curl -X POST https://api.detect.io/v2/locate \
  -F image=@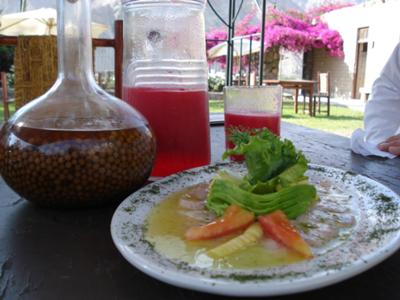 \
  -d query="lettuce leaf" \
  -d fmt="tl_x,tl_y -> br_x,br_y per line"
206,179 -> 317,219
249,154 -> 309,194
206,129 -> 315,217
223,129 -> 306,185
